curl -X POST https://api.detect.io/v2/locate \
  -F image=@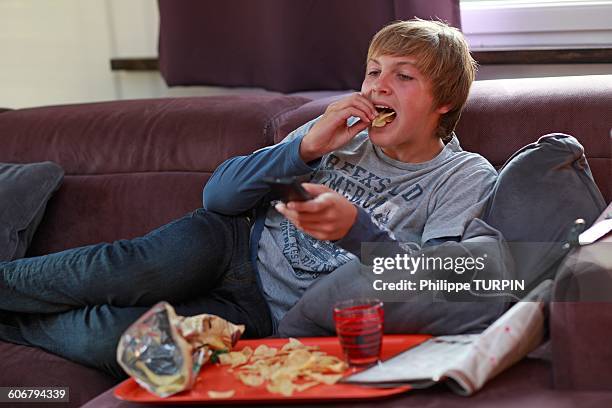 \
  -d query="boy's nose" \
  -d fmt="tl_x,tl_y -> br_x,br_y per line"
372,75 -> 391,95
